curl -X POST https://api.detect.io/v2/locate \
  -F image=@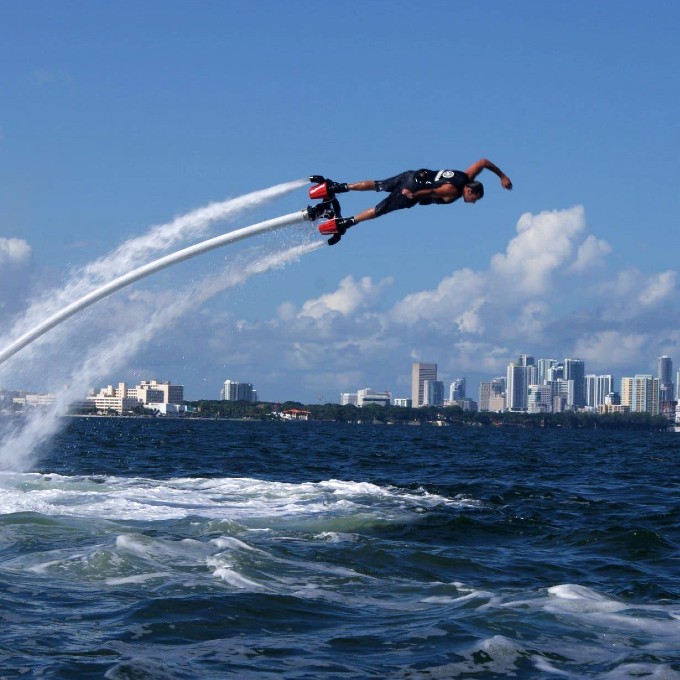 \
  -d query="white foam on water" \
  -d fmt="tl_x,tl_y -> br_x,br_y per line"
0,472 -> 471,523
